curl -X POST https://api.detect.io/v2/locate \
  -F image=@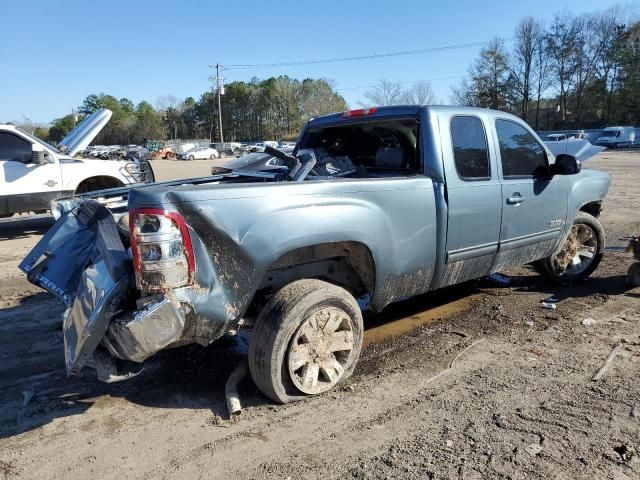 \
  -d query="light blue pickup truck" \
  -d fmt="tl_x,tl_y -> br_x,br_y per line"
21,105 -> 610,403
